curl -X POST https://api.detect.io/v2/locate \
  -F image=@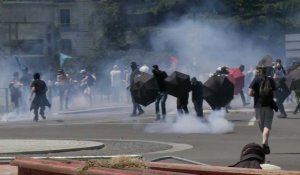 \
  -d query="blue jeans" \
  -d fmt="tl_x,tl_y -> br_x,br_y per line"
155,91 -> 168,119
